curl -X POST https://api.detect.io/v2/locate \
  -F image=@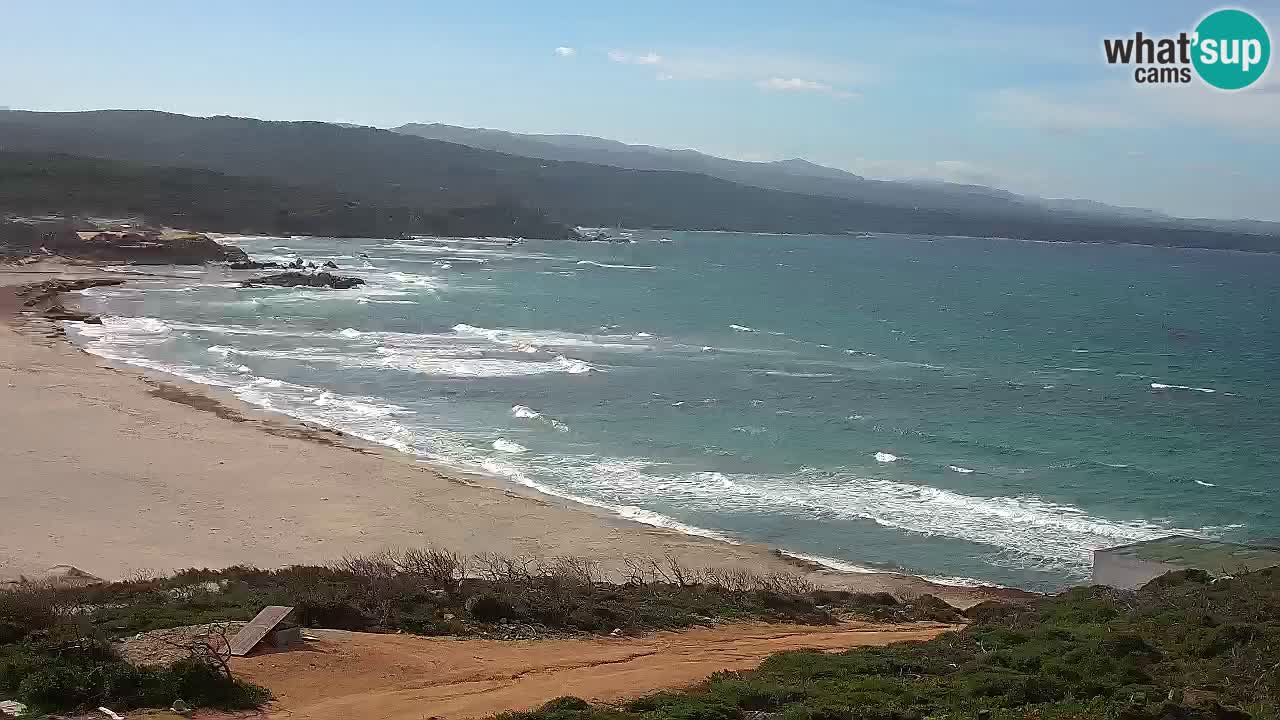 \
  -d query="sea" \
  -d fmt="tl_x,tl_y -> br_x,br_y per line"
65,230 -> 1280,591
